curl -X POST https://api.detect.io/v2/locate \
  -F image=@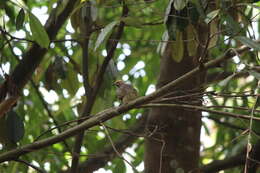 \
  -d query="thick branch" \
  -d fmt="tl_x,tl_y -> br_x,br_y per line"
70,3 -> 129,172
76,114 -> 147,173
9,0 -> 76,93
0,43 -> 252,163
